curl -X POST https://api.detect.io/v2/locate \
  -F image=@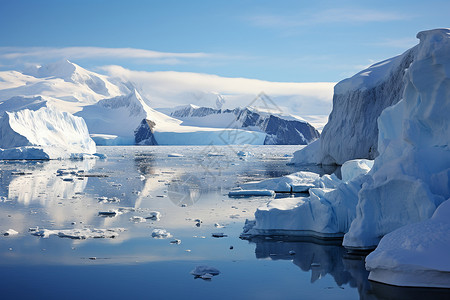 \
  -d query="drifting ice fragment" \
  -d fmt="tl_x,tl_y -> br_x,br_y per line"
151,229 -> 172,239
191,265 -> 220,280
